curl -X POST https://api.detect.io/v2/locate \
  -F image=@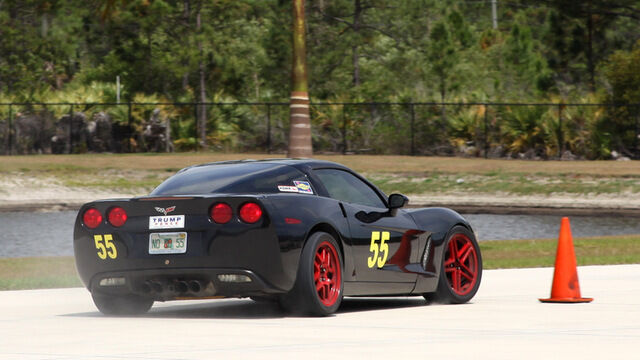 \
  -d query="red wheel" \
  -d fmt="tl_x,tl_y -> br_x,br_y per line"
314,241 -> 342,307
425,225 -> 482,304
280,232 -> 344,316
444,233 -> 480,296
